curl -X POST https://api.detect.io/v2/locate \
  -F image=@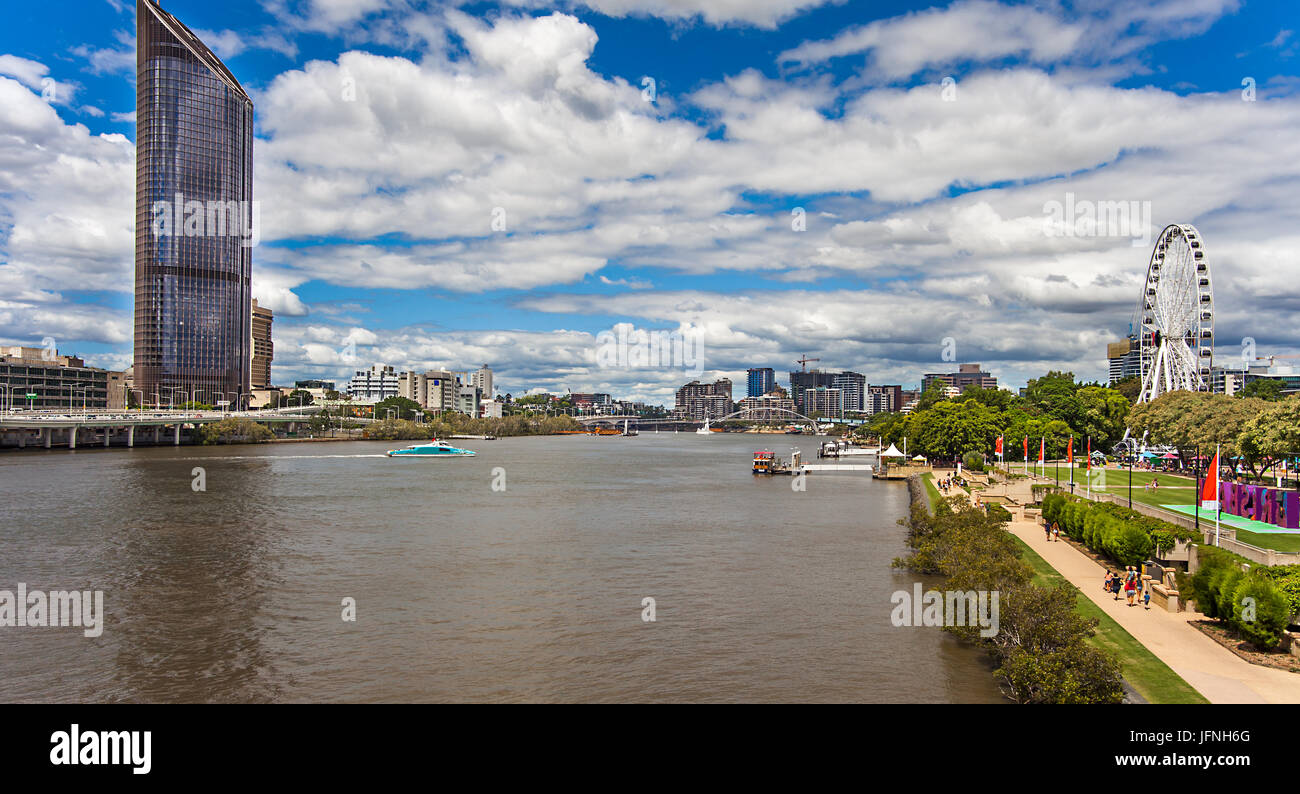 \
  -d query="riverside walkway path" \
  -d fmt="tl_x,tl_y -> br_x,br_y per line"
939,470 -> 1300,704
